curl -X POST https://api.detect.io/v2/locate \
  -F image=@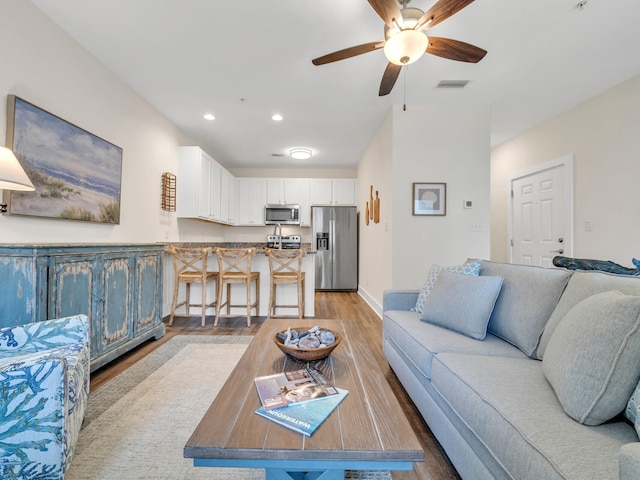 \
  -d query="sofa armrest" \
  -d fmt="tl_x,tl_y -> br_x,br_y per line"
619,442 -> 640,479
383,289 -> 420,313
0,314 -> 89,360
0,353 -> 67,477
